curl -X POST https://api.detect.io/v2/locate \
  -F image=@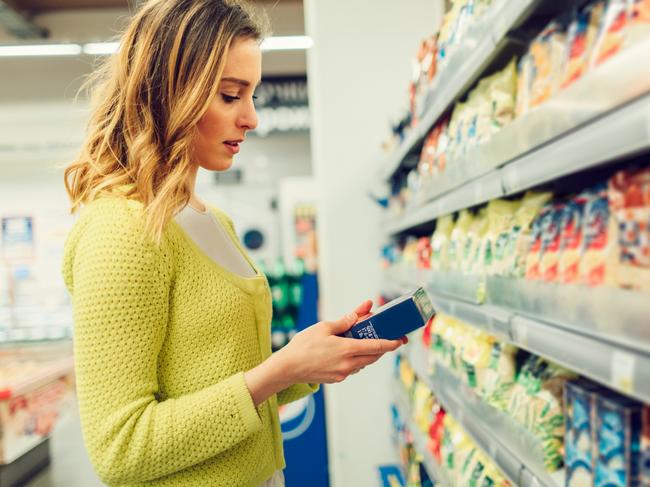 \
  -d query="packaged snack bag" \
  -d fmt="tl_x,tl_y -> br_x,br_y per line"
482,199 -> 521,276
464,208 -> 489,275
530,21 -> 568,107
525,204 -> 552,280
449,209 -> 474,272
506,191 -> 553,278
413,379 -> 435,433
558,192 -> 589,284
435,117 -> 451,173
431,214 -> 455,272
460,327 -> 494,390
608,167 -> 650,291
417,236 -> 432,270
590,0 -> 629,67
579,184 -> 619,287
508,356 -> 578,471
428,406 -> 446,462
594,392 -> 643,487
467,79 -> 493,148
539,203 -> 566,282
489,57 -> 518,135
563,3 -> 606,88
481,341 -> 518,406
